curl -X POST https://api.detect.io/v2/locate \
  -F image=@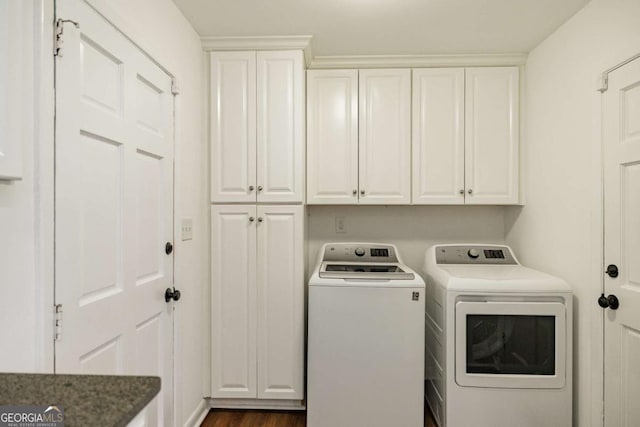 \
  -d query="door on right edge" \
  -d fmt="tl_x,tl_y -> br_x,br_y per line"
603,56 -> 640,427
